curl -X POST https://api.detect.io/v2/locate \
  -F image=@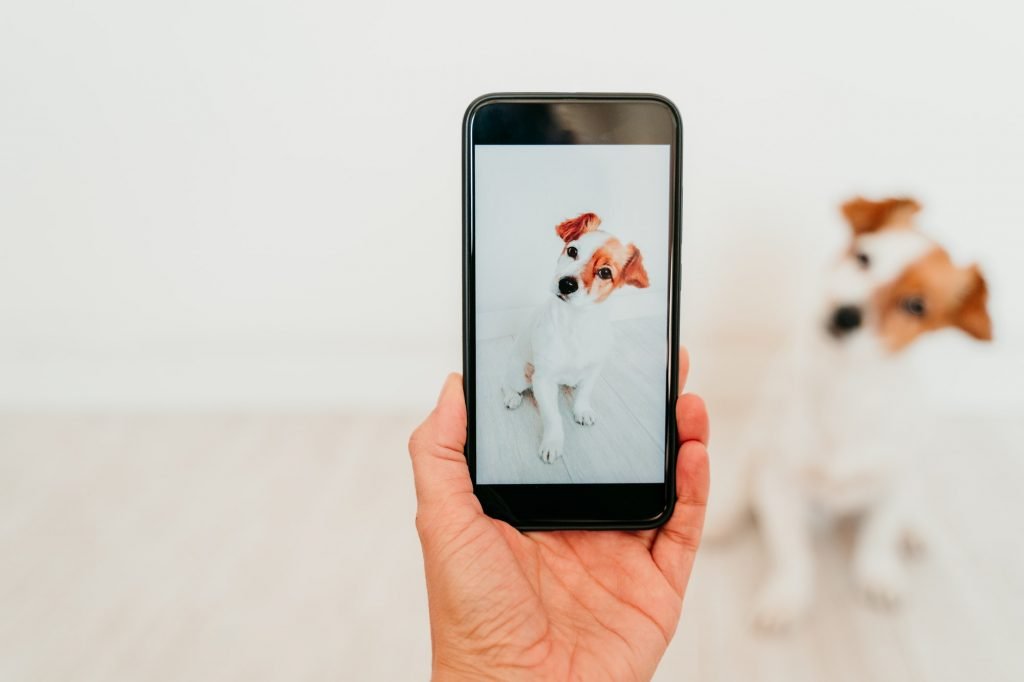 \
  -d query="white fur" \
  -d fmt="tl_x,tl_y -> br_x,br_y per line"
501,230 -> 619,462
549,231 -> 613,307
712,228 -> 939,629
825,229 -> 934,310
